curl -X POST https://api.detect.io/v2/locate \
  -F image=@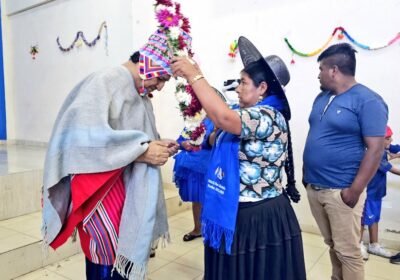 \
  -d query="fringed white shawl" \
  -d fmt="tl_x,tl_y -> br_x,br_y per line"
42,66 -> 169,279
